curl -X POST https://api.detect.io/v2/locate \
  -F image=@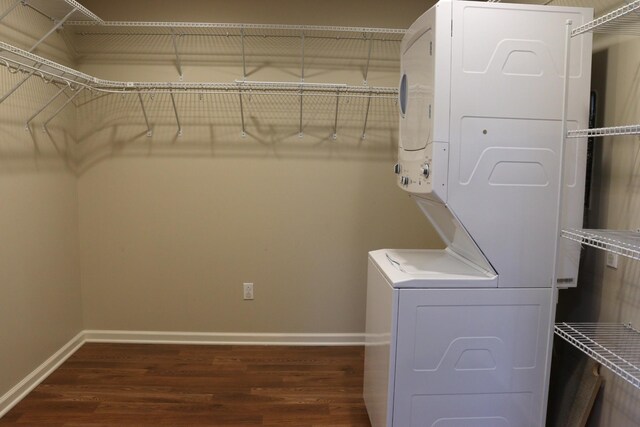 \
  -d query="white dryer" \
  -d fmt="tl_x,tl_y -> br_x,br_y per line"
364,1 -> 593,426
